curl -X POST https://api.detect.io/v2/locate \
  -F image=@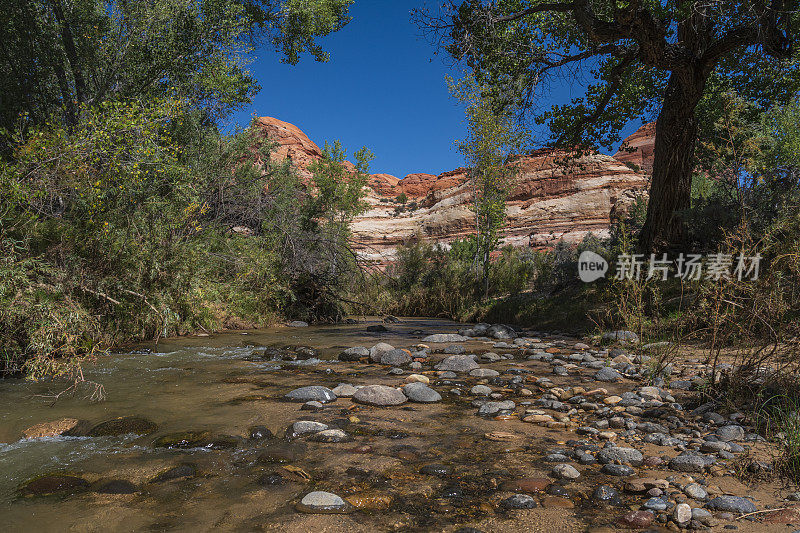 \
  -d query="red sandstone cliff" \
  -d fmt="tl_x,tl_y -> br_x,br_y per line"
253,116 -> 652,263
613,122 -> 656,173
